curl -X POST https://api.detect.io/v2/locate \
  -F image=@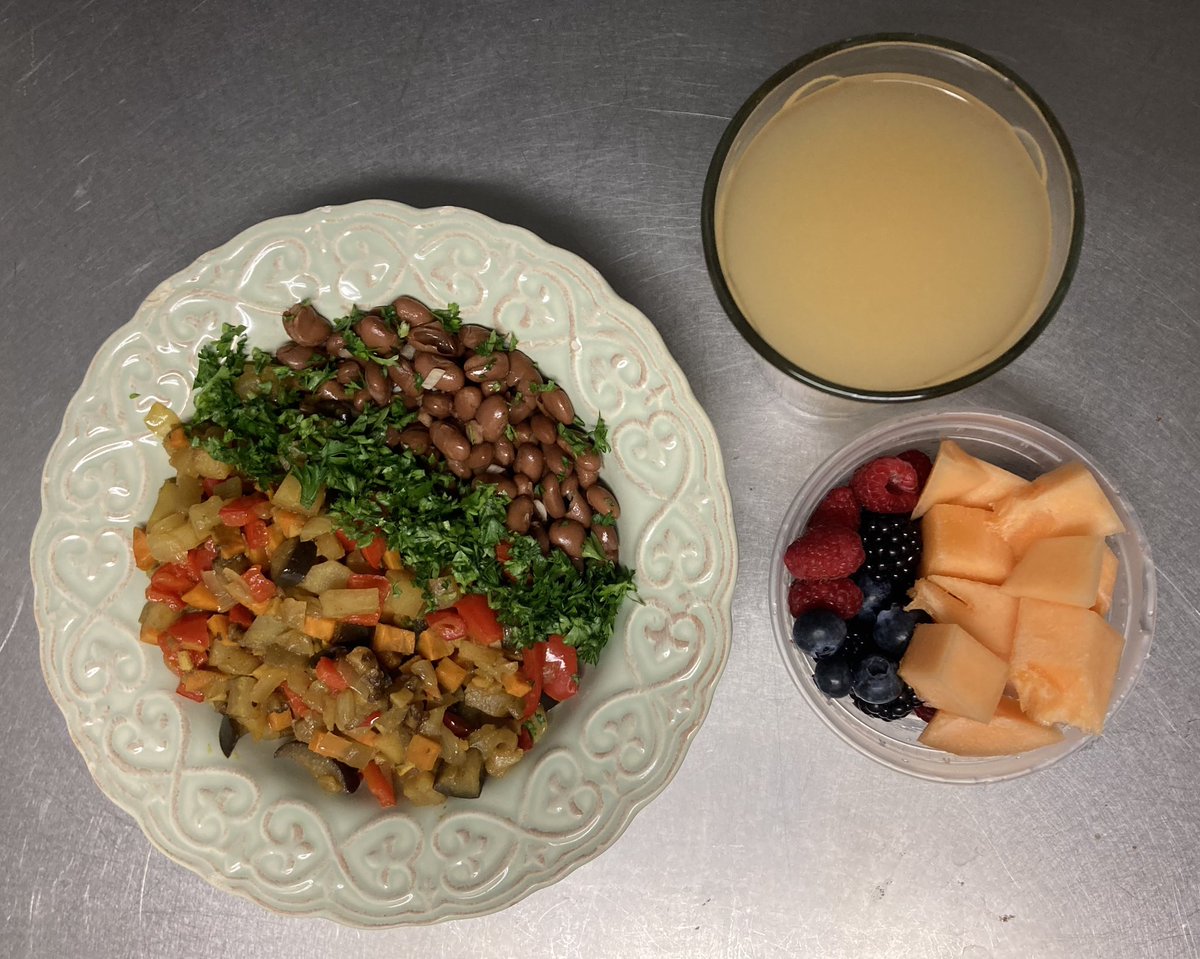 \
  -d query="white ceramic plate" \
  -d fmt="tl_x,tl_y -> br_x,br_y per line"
32,200 -> 736,925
